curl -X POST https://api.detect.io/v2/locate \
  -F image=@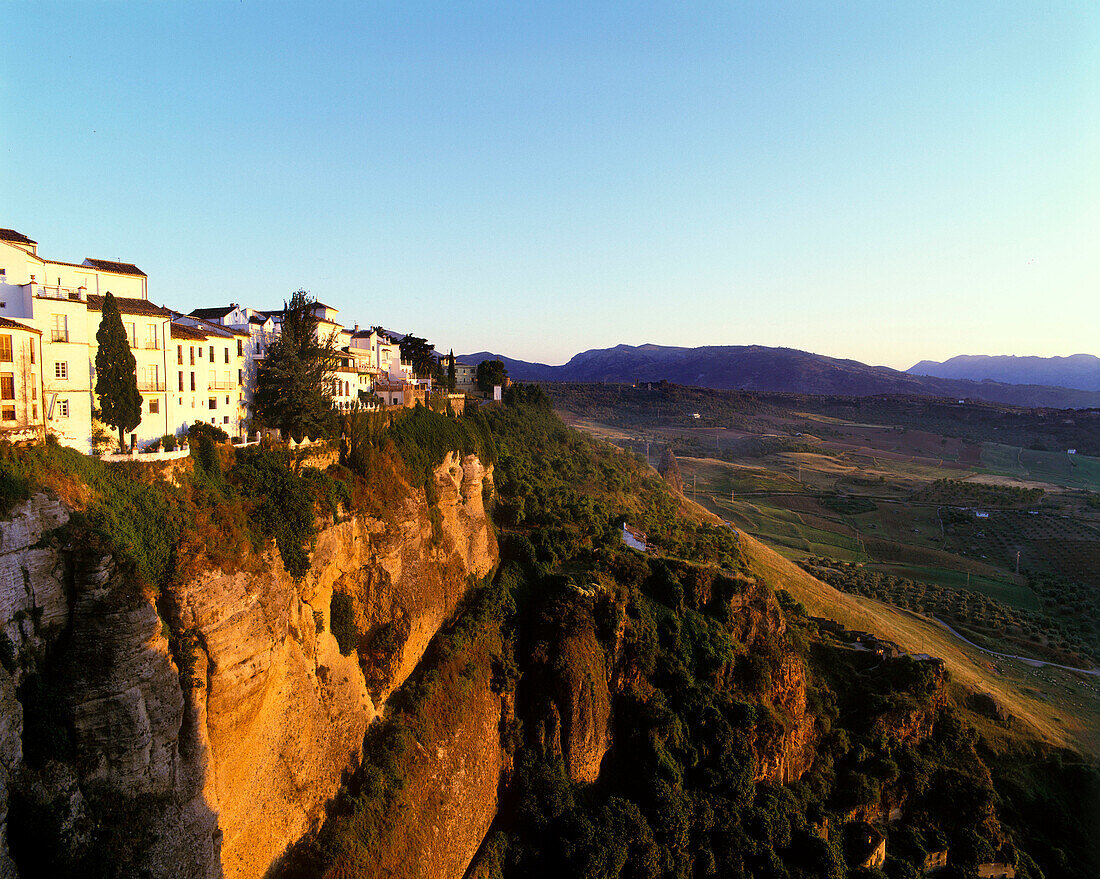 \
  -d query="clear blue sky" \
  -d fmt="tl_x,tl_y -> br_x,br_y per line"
3,1 -> 1097,368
